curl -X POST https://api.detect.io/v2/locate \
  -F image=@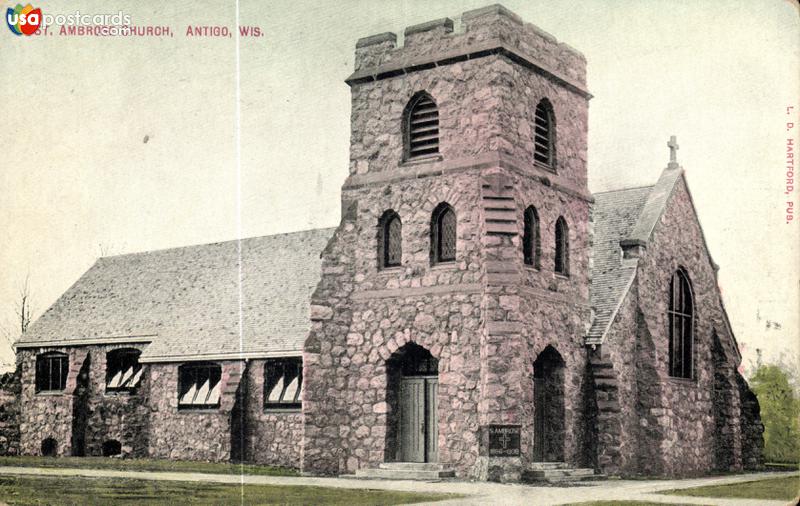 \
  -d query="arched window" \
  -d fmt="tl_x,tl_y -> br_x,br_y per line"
35,352 -> 68,392
534,99 -> 555,168
106,348 -> 143,391
523,206 -> 541,268
431,203 -> 456,264
404,92 -> 439,160
378,210 -> 402,268
668,269 -> 694,379
554,217 -> 569,275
